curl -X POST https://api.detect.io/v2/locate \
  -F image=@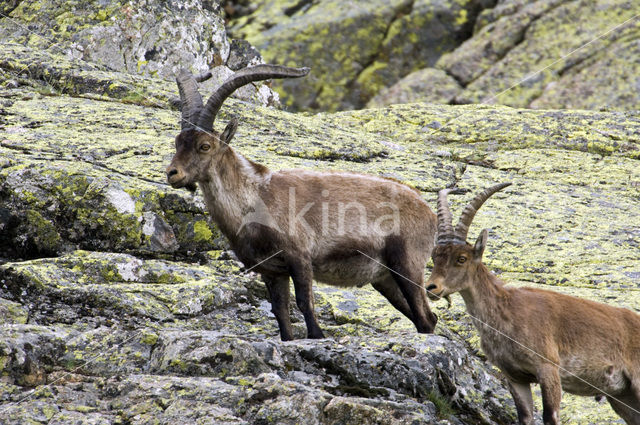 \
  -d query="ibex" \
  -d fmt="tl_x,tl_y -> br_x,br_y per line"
165,64 -> 439,341
426,183 -> 640,425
